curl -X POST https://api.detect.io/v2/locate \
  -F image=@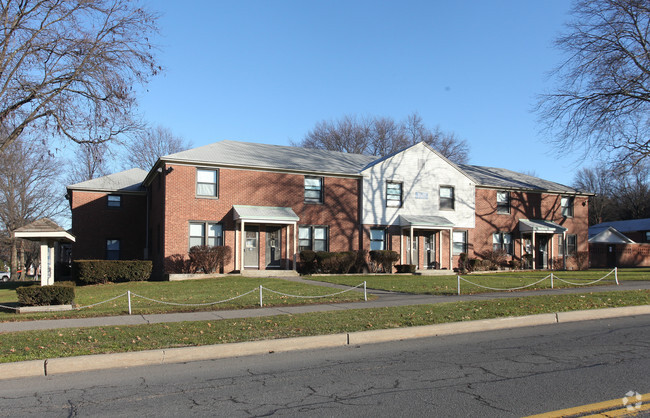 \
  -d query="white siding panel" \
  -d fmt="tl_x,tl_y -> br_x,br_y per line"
361,143 -> 475,228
